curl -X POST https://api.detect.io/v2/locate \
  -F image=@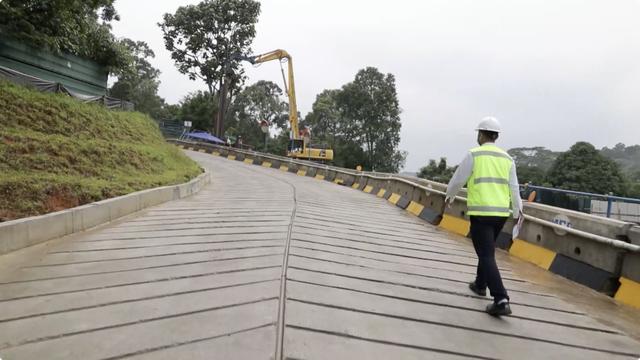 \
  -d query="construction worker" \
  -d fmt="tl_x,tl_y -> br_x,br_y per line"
445,116 -> 523,316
